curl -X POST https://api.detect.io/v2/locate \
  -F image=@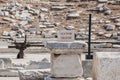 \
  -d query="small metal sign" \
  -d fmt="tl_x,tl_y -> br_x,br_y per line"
57,30 -> 74,42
